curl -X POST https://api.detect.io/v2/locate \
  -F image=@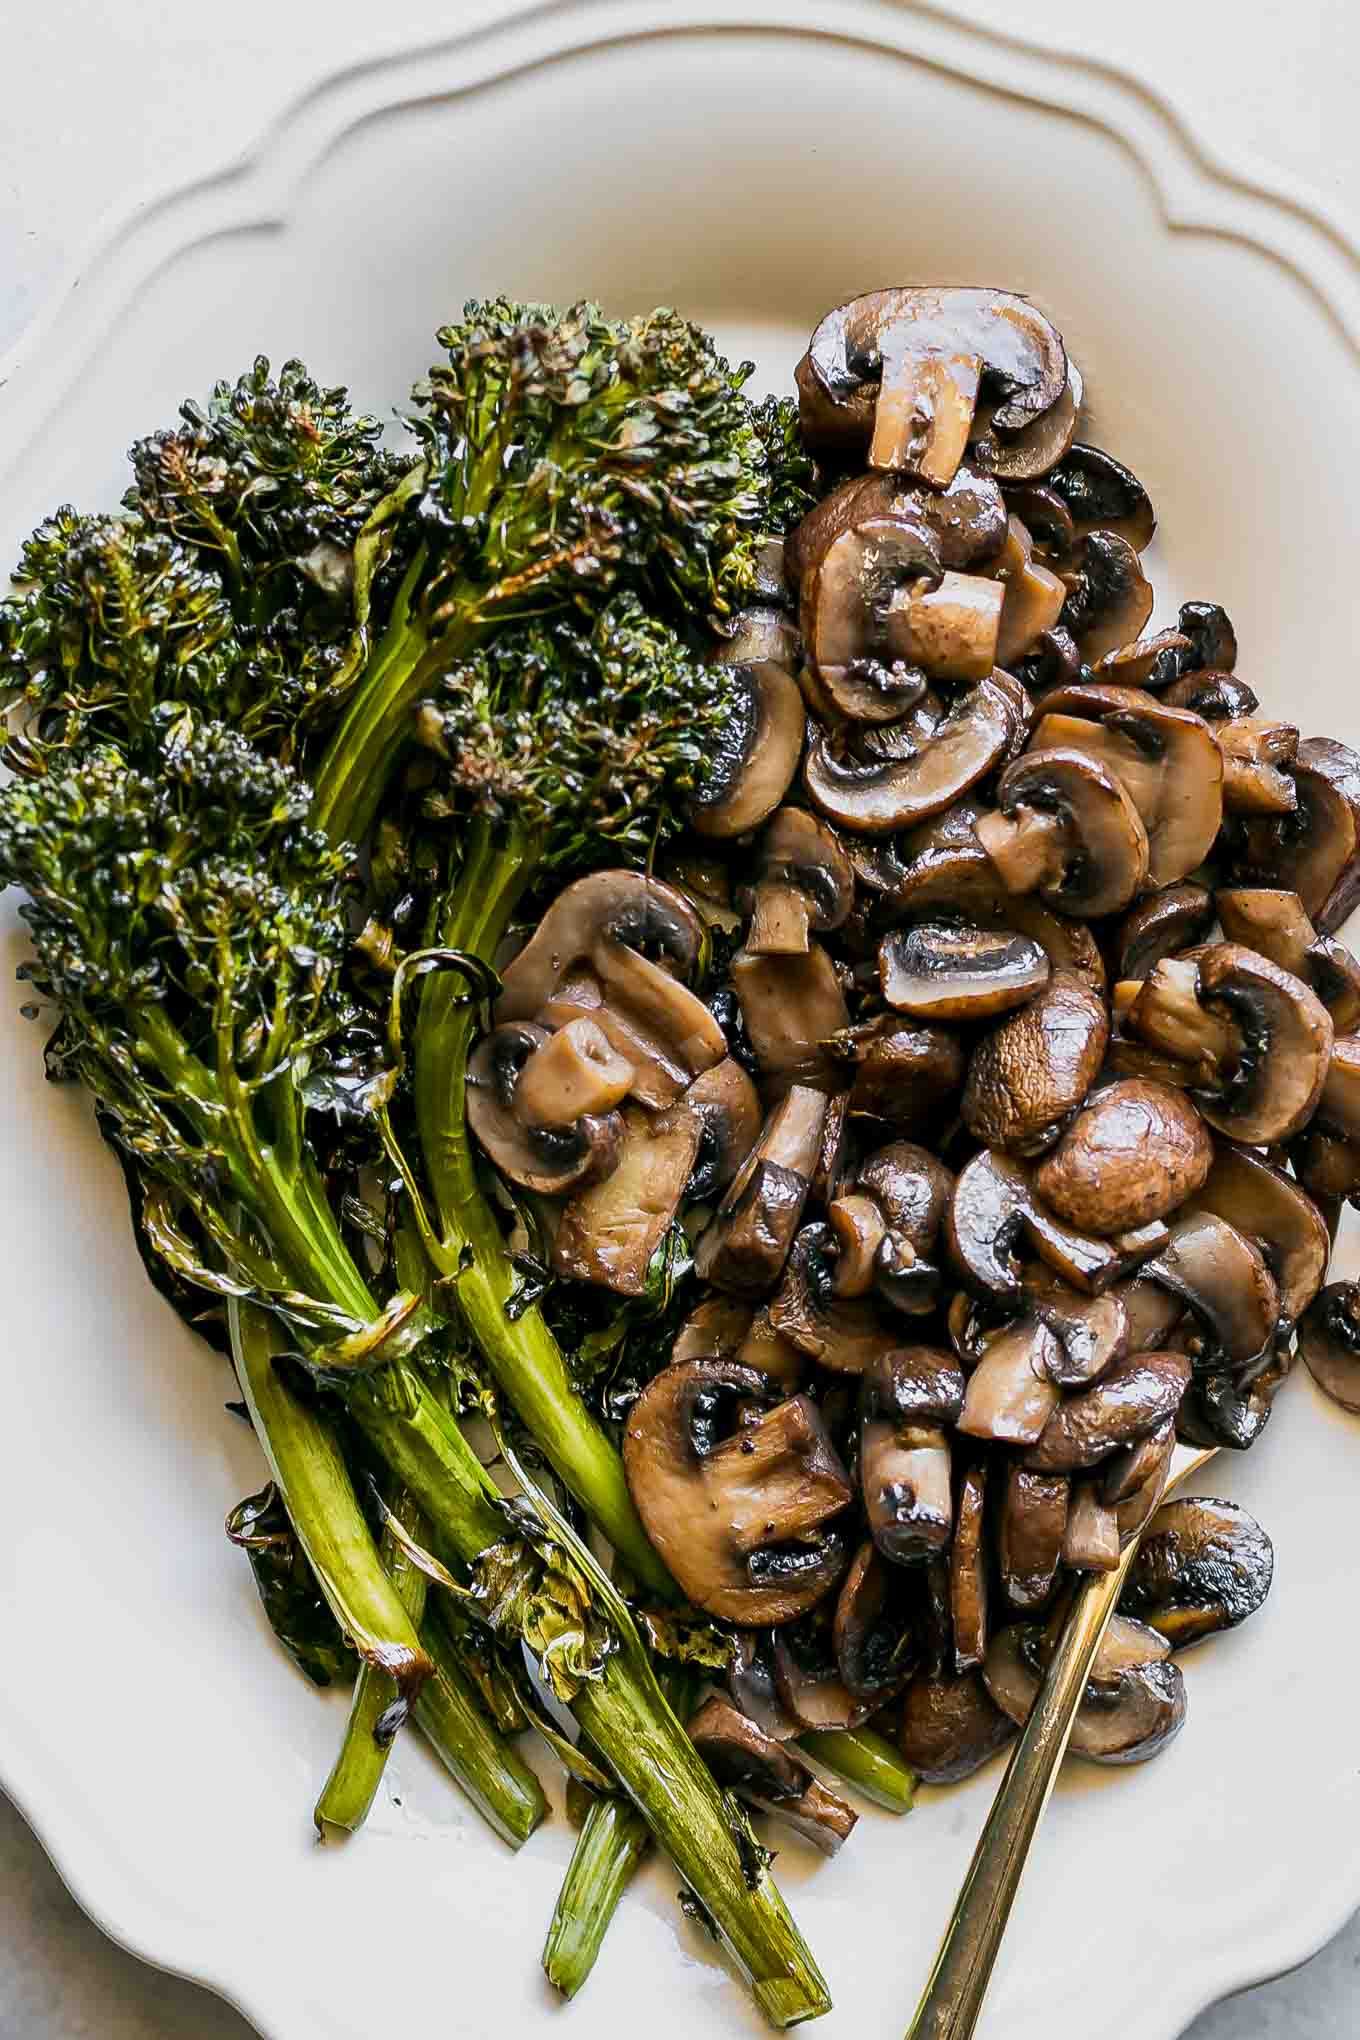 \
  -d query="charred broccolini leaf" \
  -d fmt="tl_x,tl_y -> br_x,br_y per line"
227,1480 -> 355,1688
